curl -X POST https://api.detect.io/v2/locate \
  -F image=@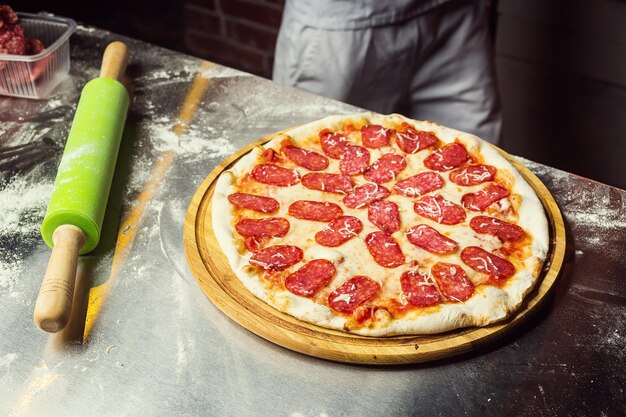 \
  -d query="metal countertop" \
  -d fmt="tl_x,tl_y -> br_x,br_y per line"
0,26 -> 624,417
